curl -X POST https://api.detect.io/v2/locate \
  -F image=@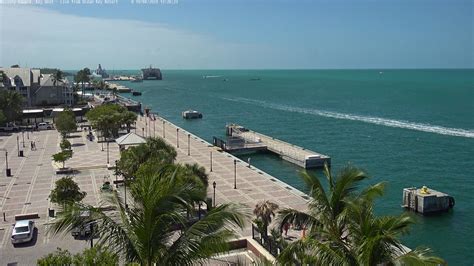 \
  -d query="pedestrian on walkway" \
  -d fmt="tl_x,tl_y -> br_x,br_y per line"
33,141 -> 36,150
30,141 -> 34,151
